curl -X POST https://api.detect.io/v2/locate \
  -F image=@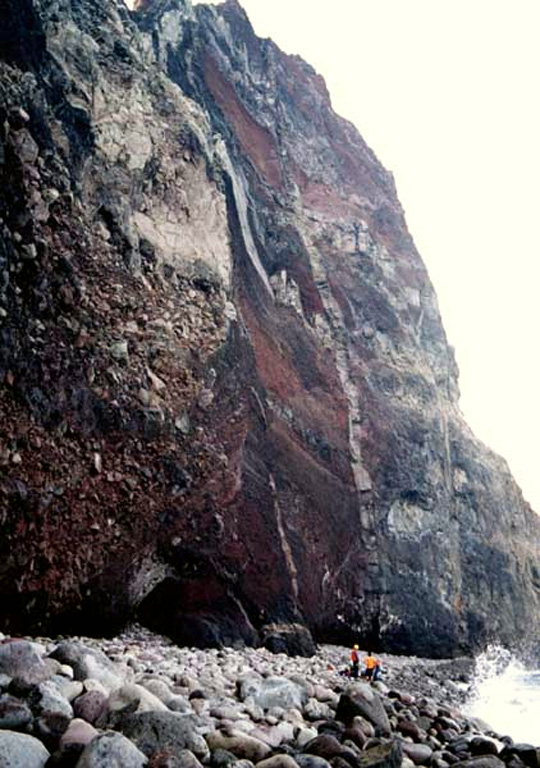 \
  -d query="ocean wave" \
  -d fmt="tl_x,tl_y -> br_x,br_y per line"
466,644 -> 540,743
